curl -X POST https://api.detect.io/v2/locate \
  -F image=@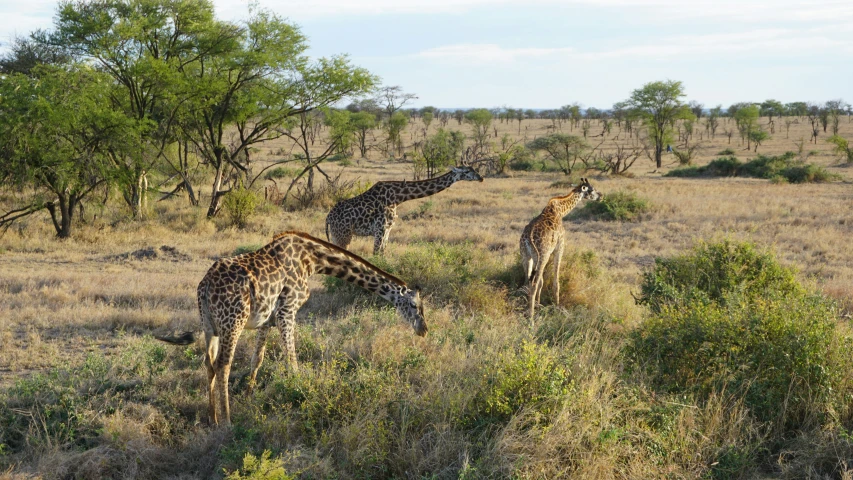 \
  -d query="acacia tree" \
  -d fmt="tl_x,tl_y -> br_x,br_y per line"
465,109 -> 493,150
735,105 -> 760,149
0,35 -> 70,75
0,66 -> 138,237
708,105 -> 723,138
178,11 -> 375,217
52,0 -> 219,217
418,129 -> 466,179
527,134 -> 589,175
623,80 -> 694,168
